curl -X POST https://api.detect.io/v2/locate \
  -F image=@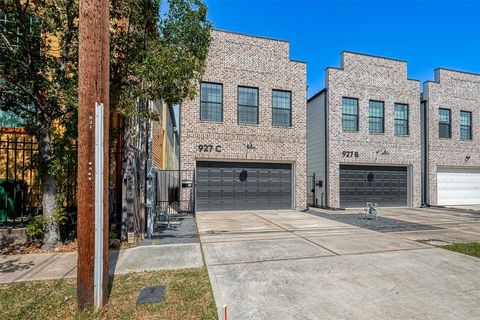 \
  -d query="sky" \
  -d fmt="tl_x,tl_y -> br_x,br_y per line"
203,0 -> 480,98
